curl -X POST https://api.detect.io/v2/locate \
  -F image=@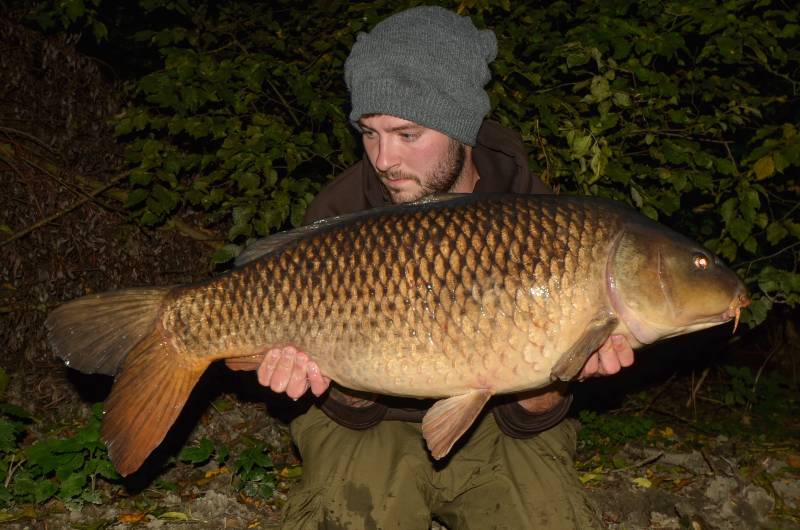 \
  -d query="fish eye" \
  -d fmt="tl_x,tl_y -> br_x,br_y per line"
693,254 -> 709,270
